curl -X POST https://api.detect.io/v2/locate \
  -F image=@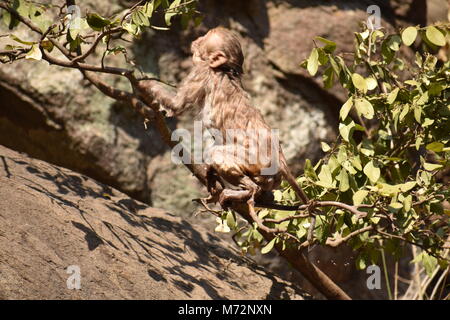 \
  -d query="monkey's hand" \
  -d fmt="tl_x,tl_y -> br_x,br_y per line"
136,80 -> 176,117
